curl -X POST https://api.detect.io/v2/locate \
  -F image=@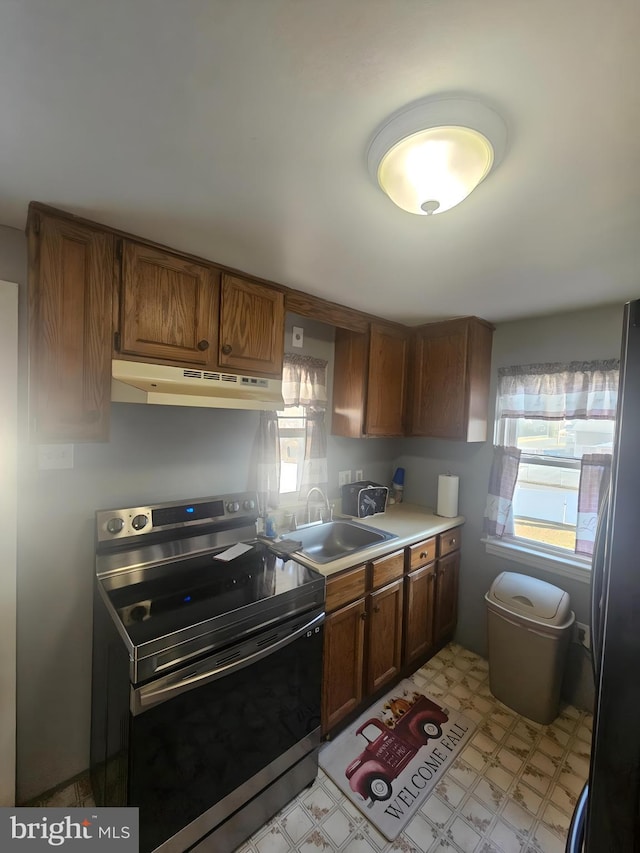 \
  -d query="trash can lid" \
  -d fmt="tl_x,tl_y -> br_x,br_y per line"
487,571 -> 571,625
